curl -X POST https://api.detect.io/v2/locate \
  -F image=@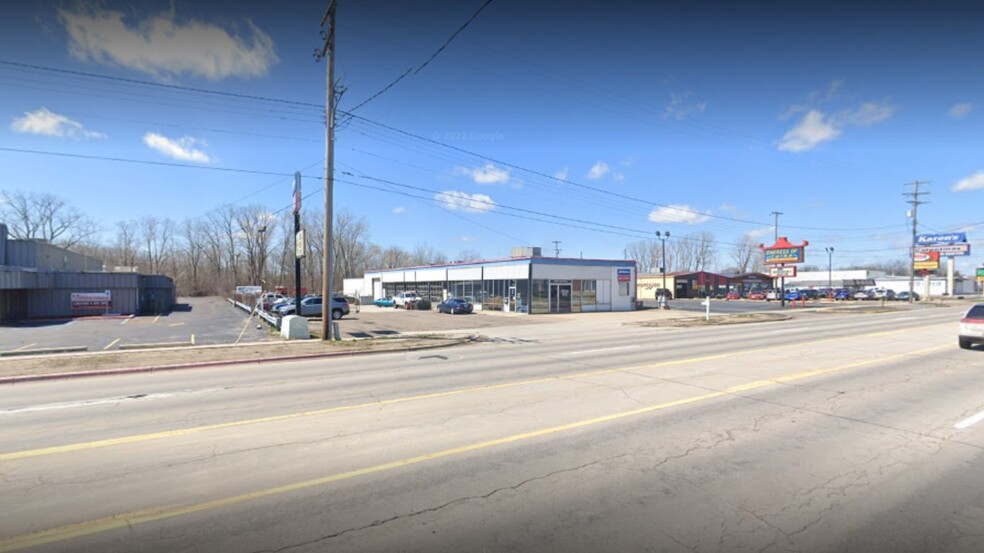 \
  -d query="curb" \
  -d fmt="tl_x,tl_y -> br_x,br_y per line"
0,335 -> 477,385
0,346 -> 89,357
